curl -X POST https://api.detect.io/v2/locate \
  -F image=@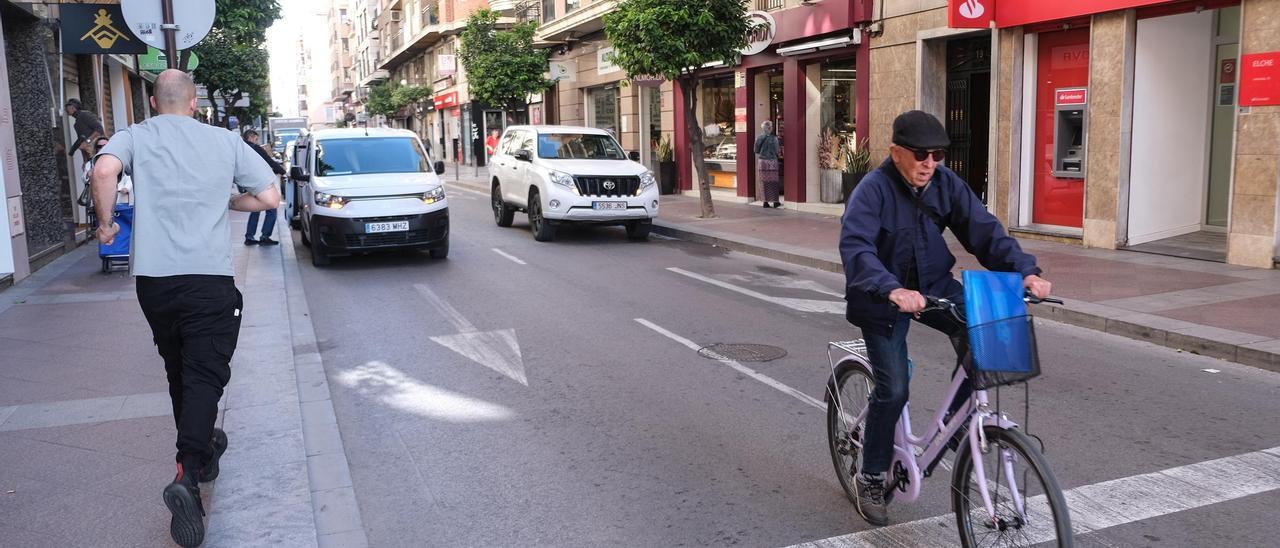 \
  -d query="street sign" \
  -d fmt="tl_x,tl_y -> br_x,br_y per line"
60,4 -> 147,55
120,0 -> 215,50
138,47 -> 199,72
